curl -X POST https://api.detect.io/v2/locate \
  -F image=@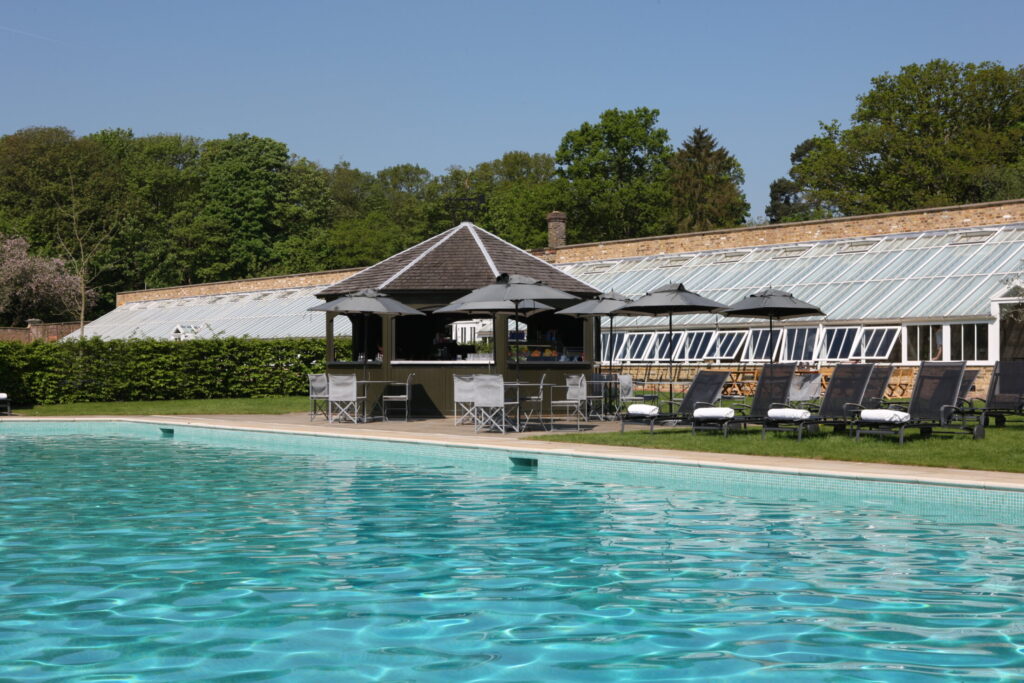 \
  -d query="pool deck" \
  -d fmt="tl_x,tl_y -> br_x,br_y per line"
7,412 -> 1024,492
